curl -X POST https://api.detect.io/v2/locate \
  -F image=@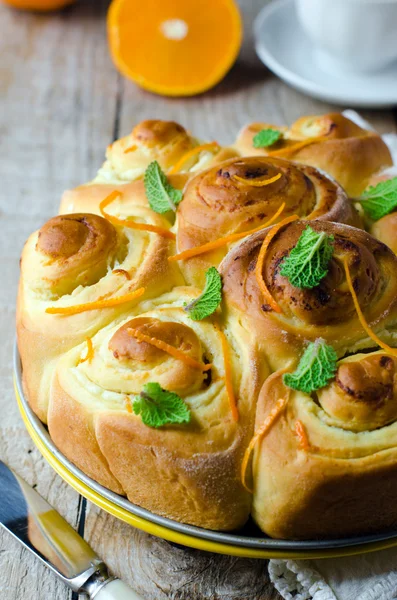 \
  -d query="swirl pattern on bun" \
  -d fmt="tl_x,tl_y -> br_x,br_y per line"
47,288 -> 264,529
252,351 -> 397,539
220,220 -> 397,370
17,207 -> 181,422
235,113 -> 392,197
175,156 -> 359,286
